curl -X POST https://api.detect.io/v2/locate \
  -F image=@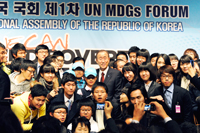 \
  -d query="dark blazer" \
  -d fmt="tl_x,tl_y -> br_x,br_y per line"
151,84 -> 193,124
96,67 -> 123,102
147,81 -> 161,97
49,89 -> 79,127
0,68 -> 10,100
